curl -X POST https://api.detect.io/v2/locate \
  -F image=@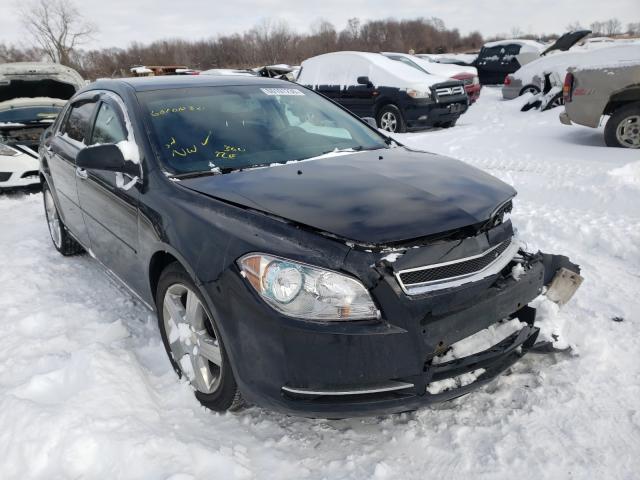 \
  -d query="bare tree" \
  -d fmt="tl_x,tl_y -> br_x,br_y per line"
20,0 -> 96,65
627,22 -> 640,35
602,18 -> 622,36
566,21 -> 583,31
